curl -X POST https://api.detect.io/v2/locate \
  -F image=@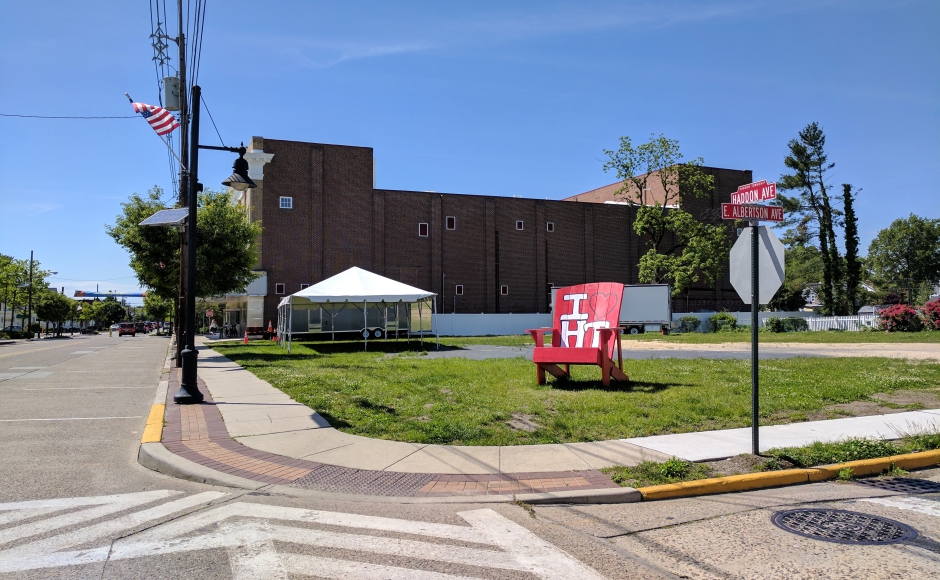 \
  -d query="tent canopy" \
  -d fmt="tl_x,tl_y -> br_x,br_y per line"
278,267 -> 436,306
